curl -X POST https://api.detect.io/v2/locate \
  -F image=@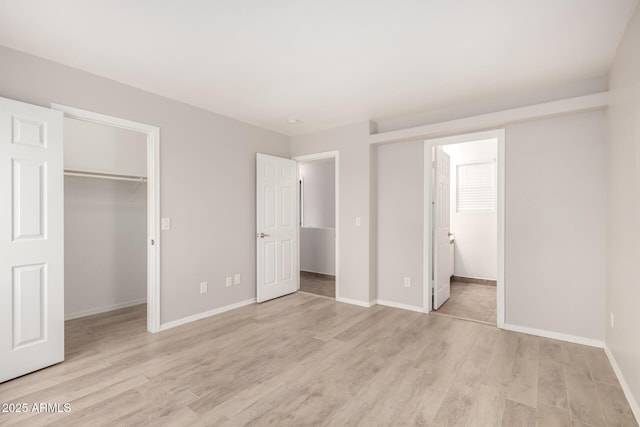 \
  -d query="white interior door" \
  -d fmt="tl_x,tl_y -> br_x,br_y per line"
256,153 -> 299,303
433,146 -> 451,309
0,97 -> 64,383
